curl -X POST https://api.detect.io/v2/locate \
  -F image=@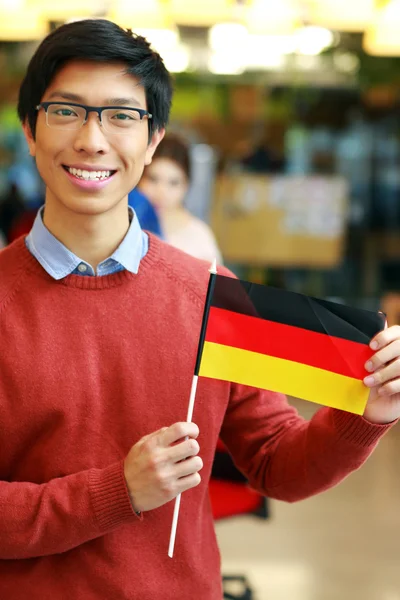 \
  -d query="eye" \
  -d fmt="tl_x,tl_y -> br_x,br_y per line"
52,108 -> 78,117
109,109 -> 140,121
114,112 -> 133,120
147,173 -> 158,183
